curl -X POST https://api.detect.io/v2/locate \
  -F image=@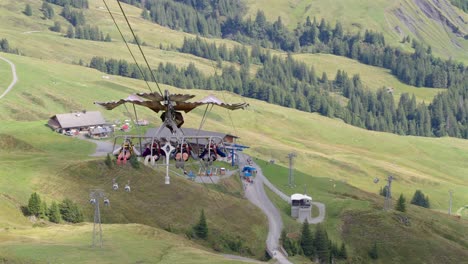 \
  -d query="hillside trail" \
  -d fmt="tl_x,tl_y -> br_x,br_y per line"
0,55 -> 18,100
241,153 -> 326,264
240,153 -> 293,264
76,134 -> 114,156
